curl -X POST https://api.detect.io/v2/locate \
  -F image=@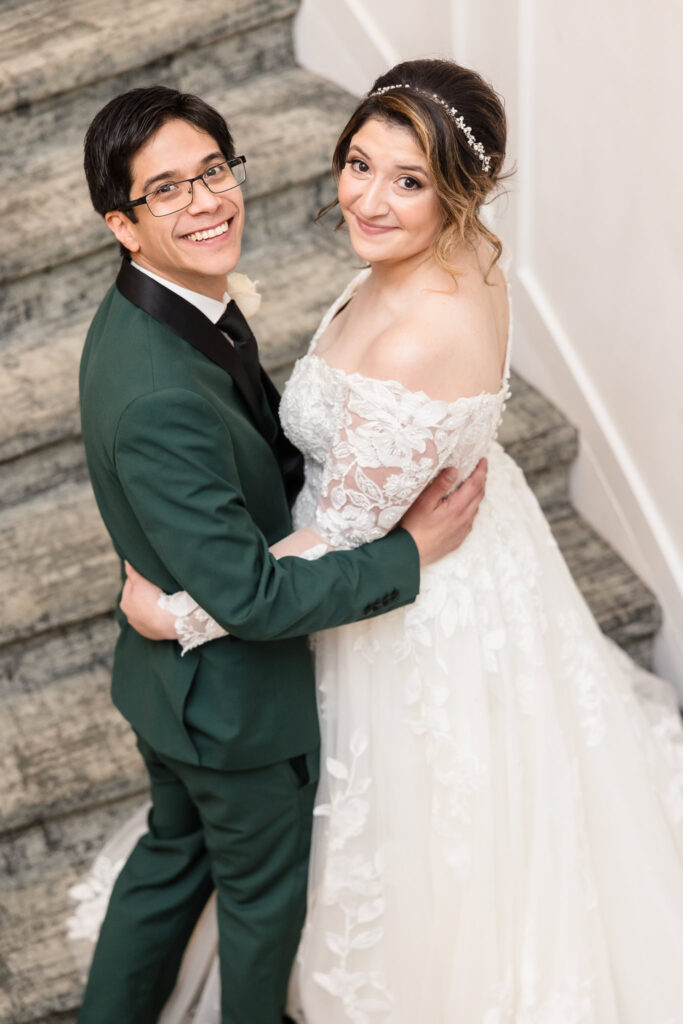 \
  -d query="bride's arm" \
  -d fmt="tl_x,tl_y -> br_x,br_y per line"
120,525 -> 334,652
